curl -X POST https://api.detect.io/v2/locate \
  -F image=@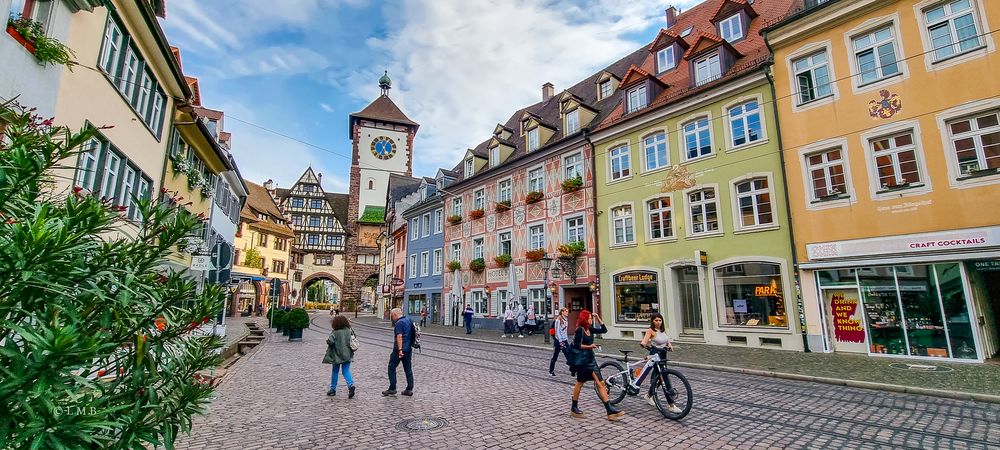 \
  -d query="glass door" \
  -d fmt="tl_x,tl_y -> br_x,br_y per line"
675,266 -> 703,334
